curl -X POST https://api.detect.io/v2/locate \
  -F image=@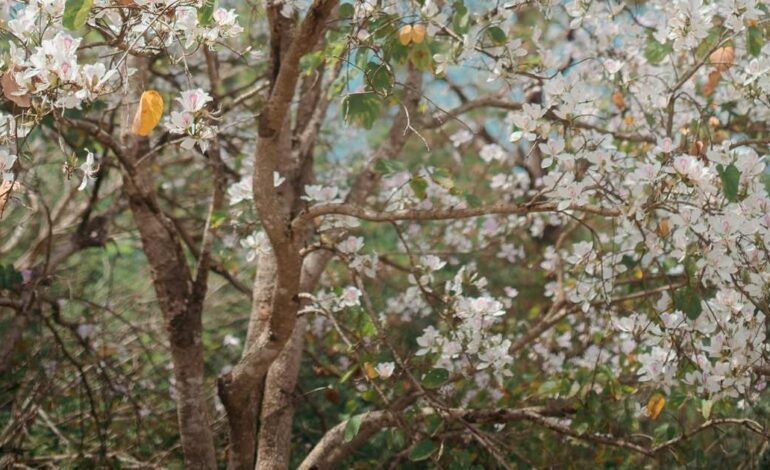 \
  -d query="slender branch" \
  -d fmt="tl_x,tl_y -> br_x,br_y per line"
293,201 -> 622,230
